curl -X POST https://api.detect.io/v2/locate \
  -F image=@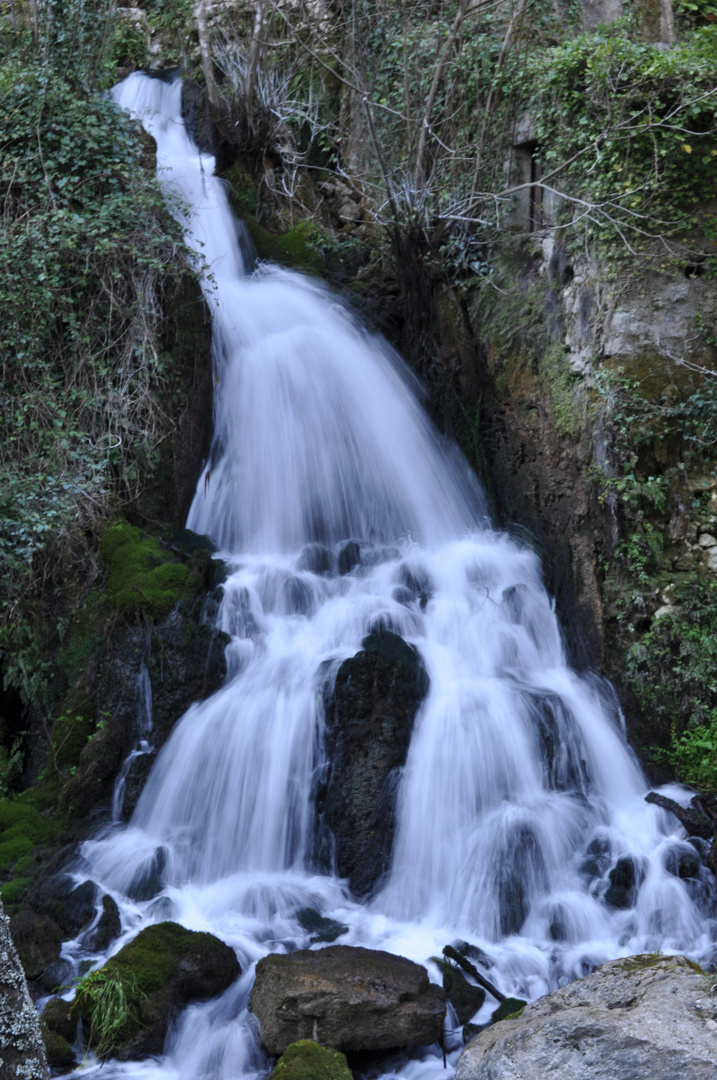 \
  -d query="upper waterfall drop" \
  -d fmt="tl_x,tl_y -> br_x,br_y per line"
74,70 -> 717,1080
112,73 -> 485,555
